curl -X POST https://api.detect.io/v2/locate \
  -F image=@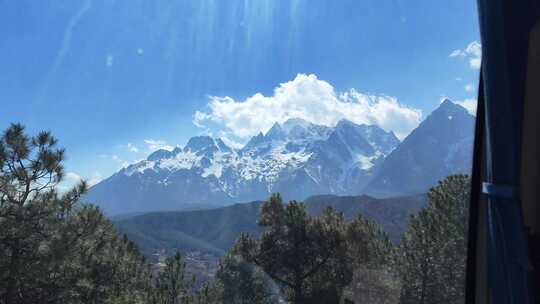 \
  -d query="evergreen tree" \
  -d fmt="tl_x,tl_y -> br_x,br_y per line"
343,215 -> 400,304
193,282 -> 221,304
0,123 -> 83,303
235,193 -> 352,304
152,252 -> 194,304
0,123 -> 151,304
397,175 -> 470,304
213,253 -> 277,304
